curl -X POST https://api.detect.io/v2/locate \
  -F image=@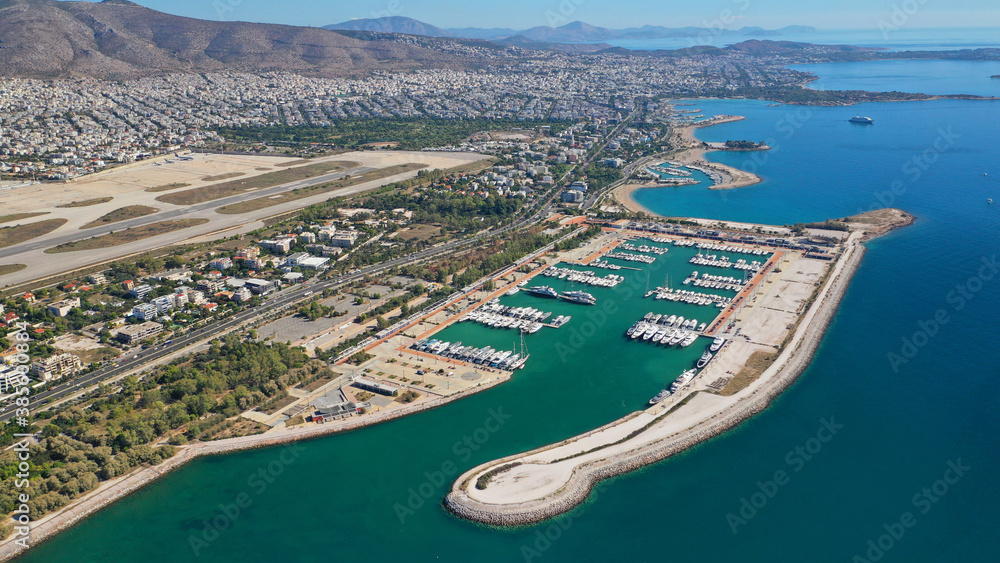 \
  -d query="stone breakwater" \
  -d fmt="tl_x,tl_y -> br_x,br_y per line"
0,373 -> 509,562
444,243 -> 866,527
